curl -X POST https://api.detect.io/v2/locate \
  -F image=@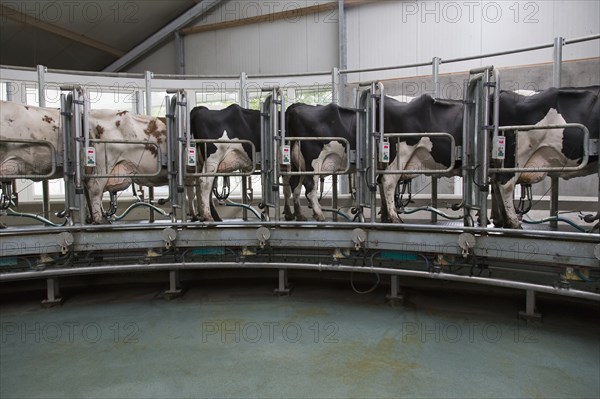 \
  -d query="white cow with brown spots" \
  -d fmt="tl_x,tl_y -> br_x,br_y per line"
1,100 -> 168,224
